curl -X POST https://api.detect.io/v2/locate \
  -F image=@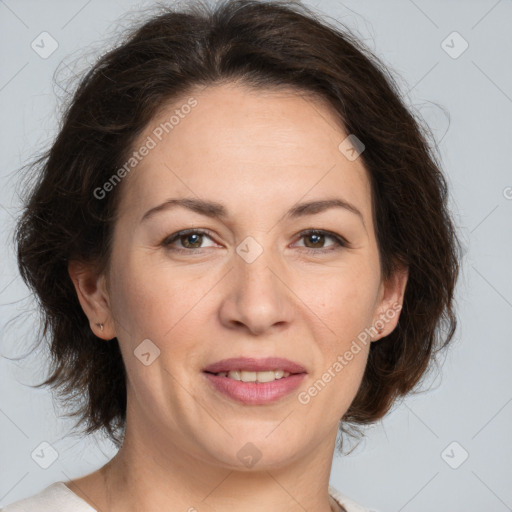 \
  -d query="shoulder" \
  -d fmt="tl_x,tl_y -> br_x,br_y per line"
1,482 -> 96,512
328,484 -> 376,512
4,481 -> 372,512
